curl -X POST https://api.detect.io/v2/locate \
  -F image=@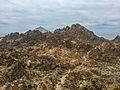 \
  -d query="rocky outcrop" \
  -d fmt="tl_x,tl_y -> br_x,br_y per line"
0,24 -> 120,90
113,35 -> 120,43
34,26 -> 48,33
